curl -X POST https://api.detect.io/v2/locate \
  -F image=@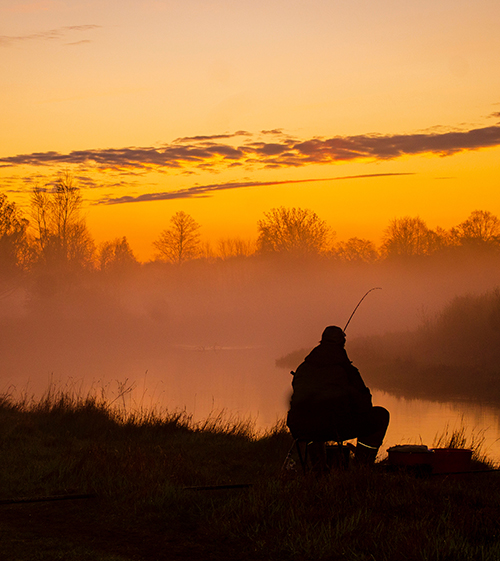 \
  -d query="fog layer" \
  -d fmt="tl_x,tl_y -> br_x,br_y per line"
2,250 -> 500,419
